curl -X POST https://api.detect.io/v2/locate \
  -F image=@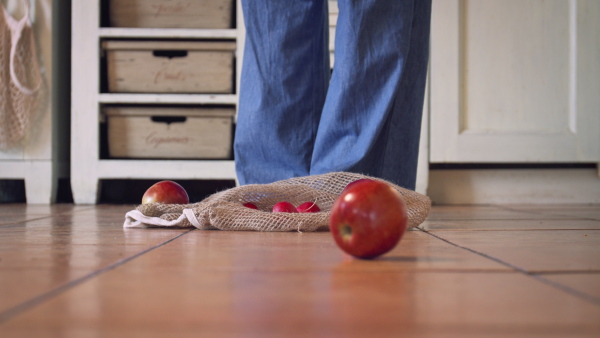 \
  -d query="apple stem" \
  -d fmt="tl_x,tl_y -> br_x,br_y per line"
341,225 -> 352,237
